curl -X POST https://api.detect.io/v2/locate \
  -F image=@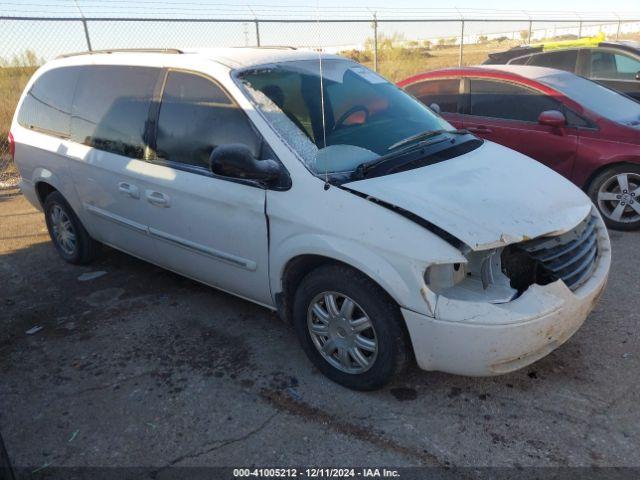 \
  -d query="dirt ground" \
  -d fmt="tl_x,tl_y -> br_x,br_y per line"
1,187 -> 639,474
